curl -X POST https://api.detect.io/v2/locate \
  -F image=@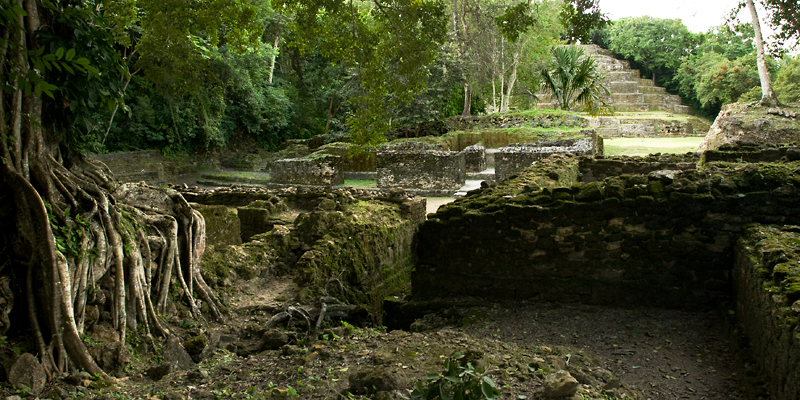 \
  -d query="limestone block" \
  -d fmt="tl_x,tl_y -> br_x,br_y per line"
543,370 -> 579,398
